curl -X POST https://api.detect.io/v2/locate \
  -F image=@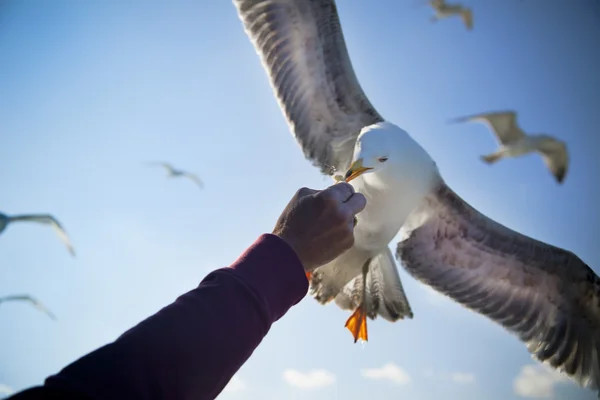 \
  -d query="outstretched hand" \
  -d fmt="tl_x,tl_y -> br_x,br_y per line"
273,183 -> 366,273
